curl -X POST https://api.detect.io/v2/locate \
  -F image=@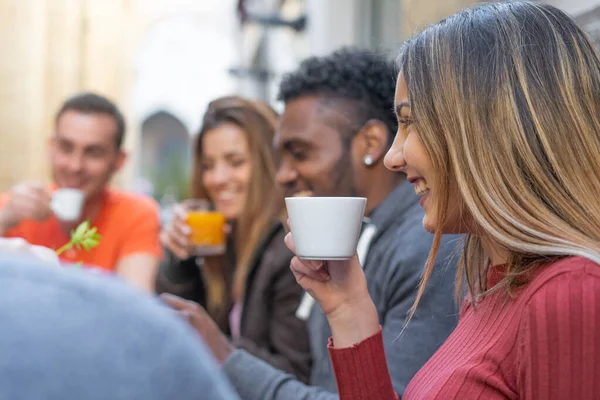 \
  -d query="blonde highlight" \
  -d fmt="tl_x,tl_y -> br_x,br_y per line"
399,1 -> 600,316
